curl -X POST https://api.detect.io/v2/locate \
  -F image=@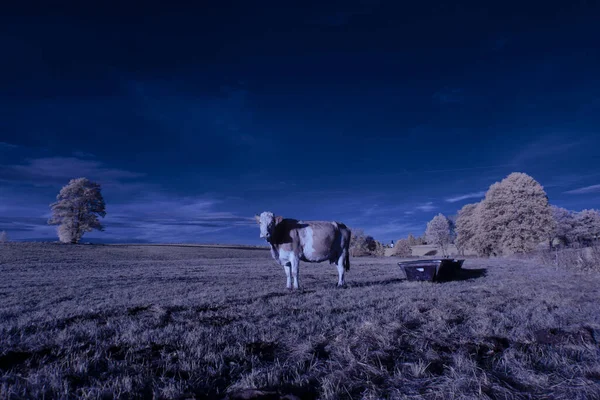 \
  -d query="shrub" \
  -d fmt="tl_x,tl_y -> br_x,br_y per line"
392,239 -> 412,257
425,213 -> 453,256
